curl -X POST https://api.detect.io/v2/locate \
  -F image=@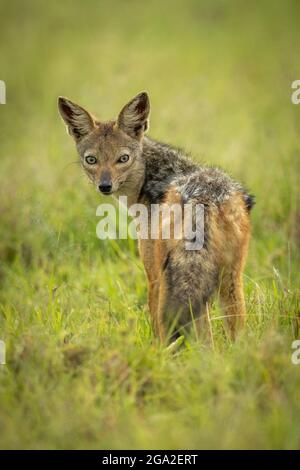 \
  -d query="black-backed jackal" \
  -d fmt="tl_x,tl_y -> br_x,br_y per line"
58,92 -> 254,342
